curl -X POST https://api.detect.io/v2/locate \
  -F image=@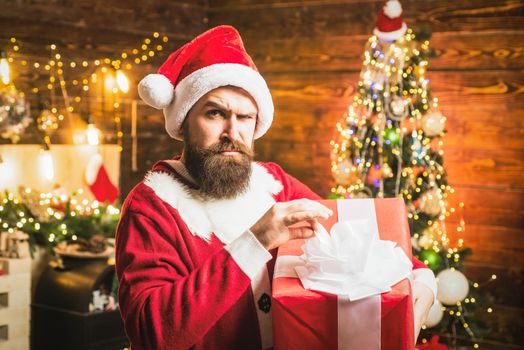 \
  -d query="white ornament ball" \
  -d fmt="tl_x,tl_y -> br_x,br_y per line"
437,269 -> 469,305
418,235 -> 433,250
422,110 -> 446,137
419,188 -> 442,216
390,96 -> 406,118
424,300 -> 444,328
